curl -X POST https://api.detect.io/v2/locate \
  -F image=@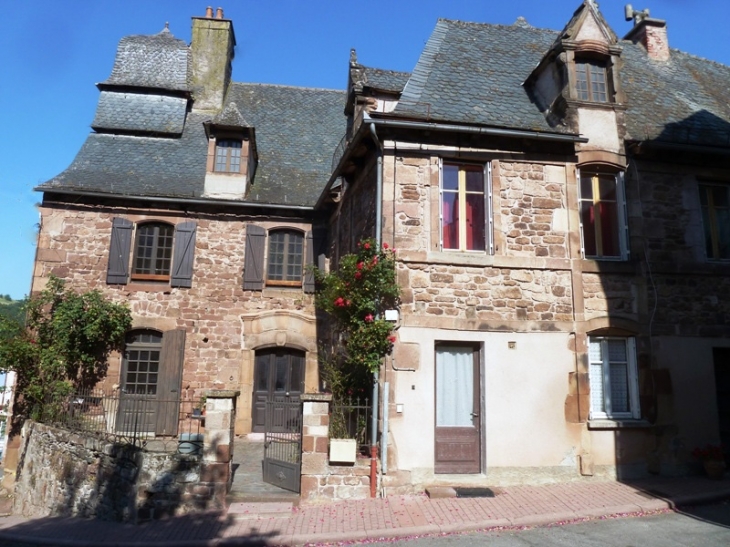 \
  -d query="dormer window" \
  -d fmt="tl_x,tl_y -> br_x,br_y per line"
575,59 -> 608,102
214,139 -> 242,173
